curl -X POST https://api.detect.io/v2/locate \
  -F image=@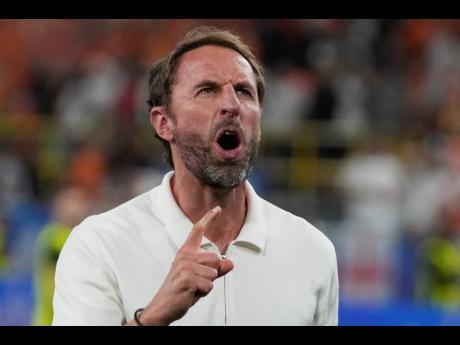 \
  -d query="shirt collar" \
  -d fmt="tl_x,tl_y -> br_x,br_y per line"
151,171 -> 266,254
